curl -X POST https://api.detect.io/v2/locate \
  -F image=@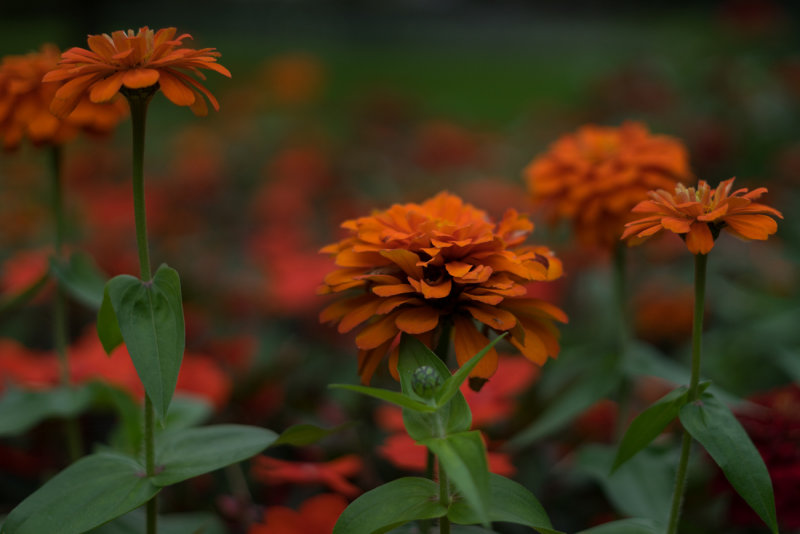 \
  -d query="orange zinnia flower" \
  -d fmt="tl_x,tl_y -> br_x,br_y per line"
43,27 -> 230,117
319,191 -> 566,387
621,178 -> 783,255
0,44 -> 125,150
524,121 -> 691,248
